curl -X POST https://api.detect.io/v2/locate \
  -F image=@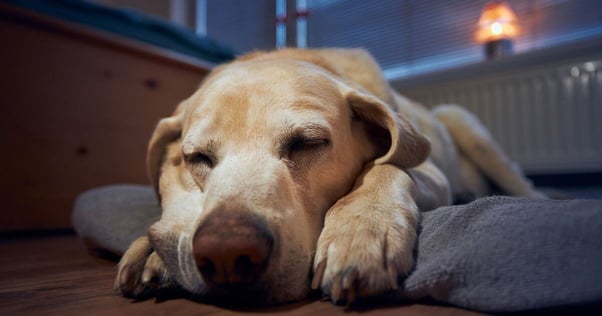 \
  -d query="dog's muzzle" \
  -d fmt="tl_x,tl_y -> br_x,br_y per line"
192,209 -> 274,289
